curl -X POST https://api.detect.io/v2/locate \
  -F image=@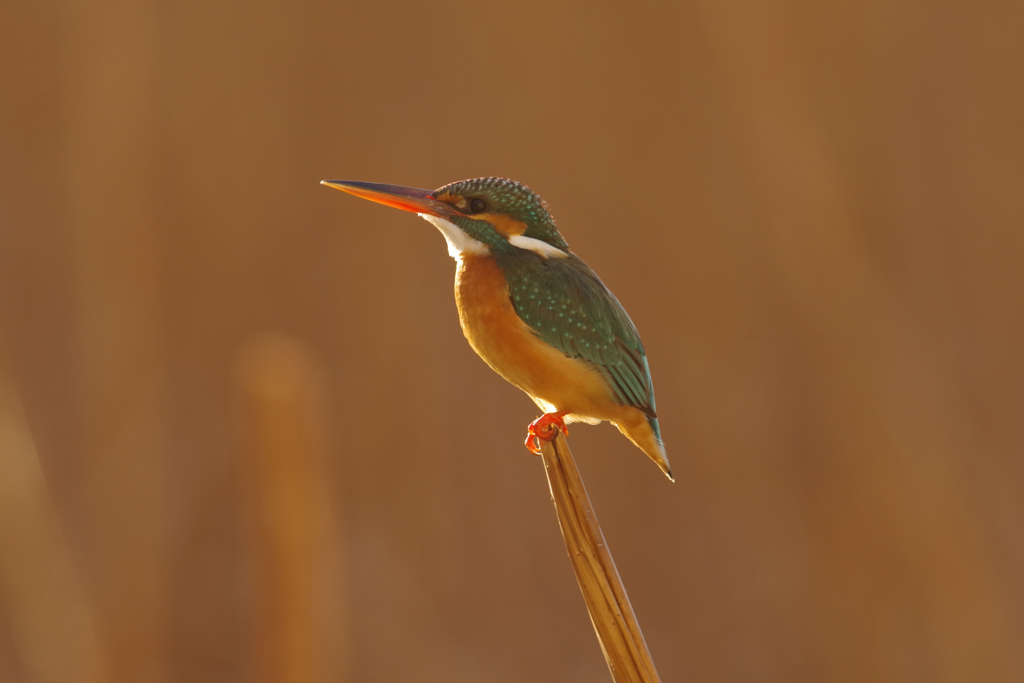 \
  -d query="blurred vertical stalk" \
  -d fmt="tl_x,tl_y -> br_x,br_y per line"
539,434 -> 662,683
234,334 -> 347,683
63,2 -> 168,680
0,346 -> 109,683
